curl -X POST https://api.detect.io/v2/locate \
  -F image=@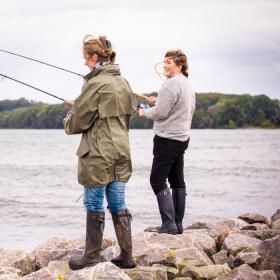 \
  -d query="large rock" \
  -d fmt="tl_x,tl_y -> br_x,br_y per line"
241,223 -> 269,231
30,236 -> 113,269
132,231 -> 216,268
271,209 -> 280,229
0,248 -> 34,275
257,235 -> 280,279
186,218 -> 249,234
240,229 -> 280,240
21,267 -> 53,280
214,264 -> 277,280
173,247 -> 213,268
232,248 -> 261,269
212,250 -> 228,265
0,267 -> 22,280
221,233 -> 262,256
180,230 -> 217,256
124,266 -> 167,280
152,264 -> 179,280
182,264 -> 231,279
238,213 -> 269,225
30,236 -> 76,268
89,262 -> 131,280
